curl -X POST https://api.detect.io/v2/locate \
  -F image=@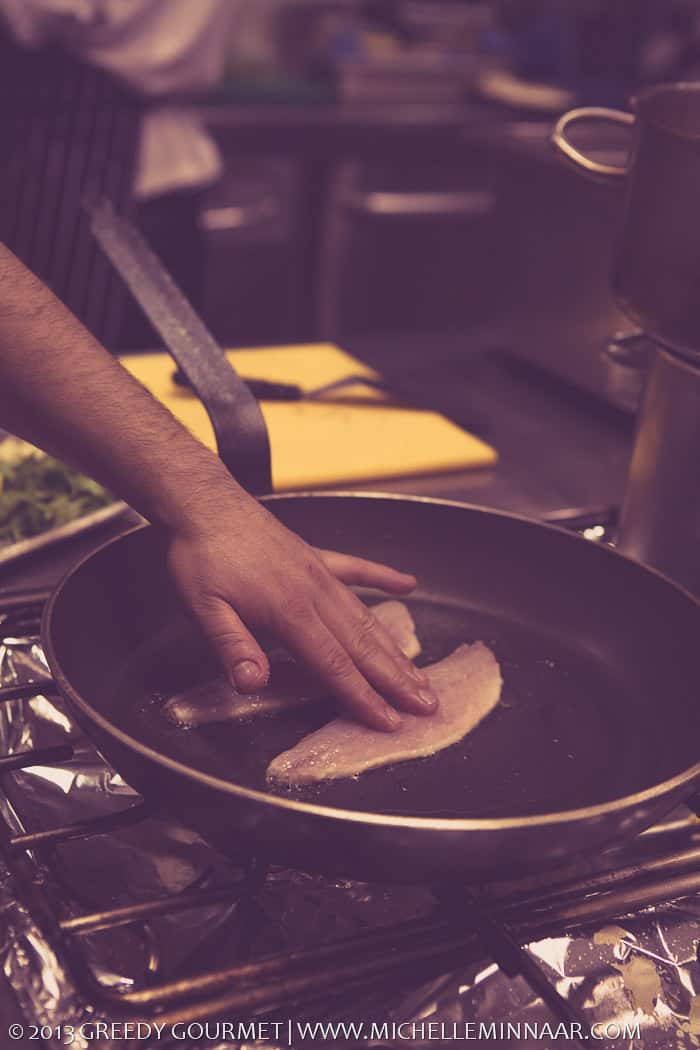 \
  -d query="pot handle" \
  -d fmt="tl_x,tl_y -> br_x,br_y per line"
88,200 -> 272,495
551,107 -> 634,181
